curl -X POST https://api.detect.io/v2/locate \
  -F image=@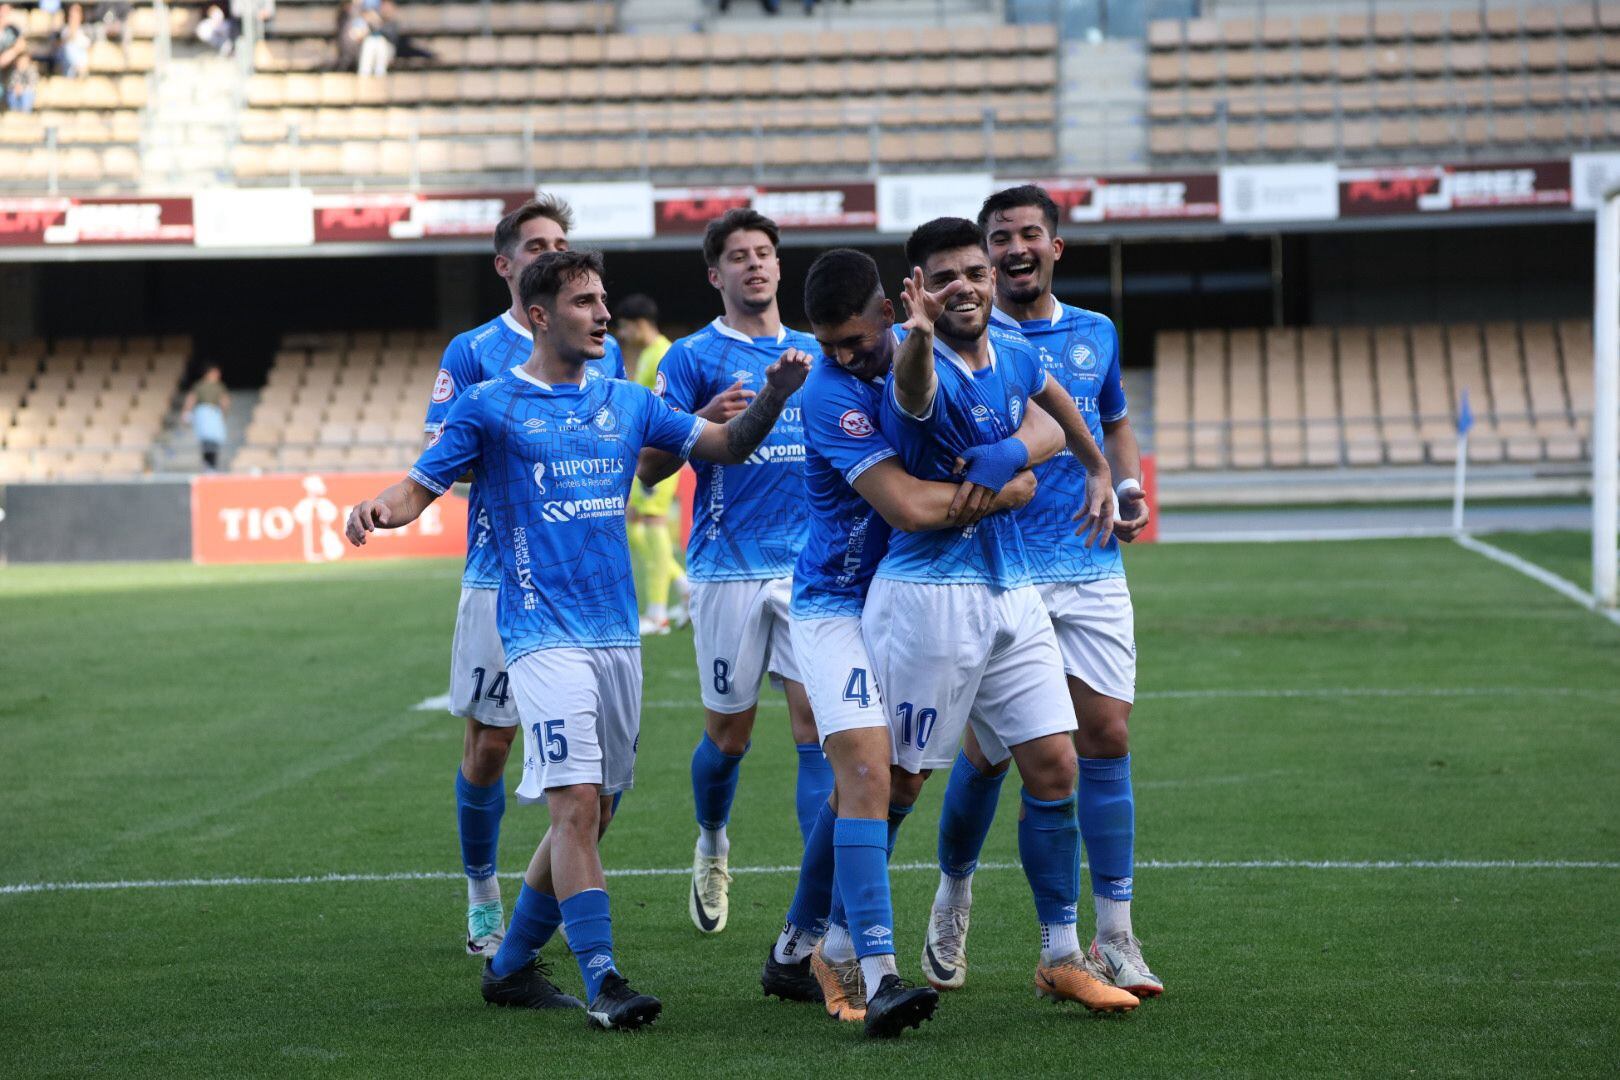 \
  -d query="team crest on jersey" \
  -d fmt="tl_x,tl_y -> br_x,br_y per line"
653,370 -> 667,396
1071,344 -> 1096,371
839,409 -> 874,438
532,461 -> 547,494
431,369 -> 454,403
592,406 -> 618,434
